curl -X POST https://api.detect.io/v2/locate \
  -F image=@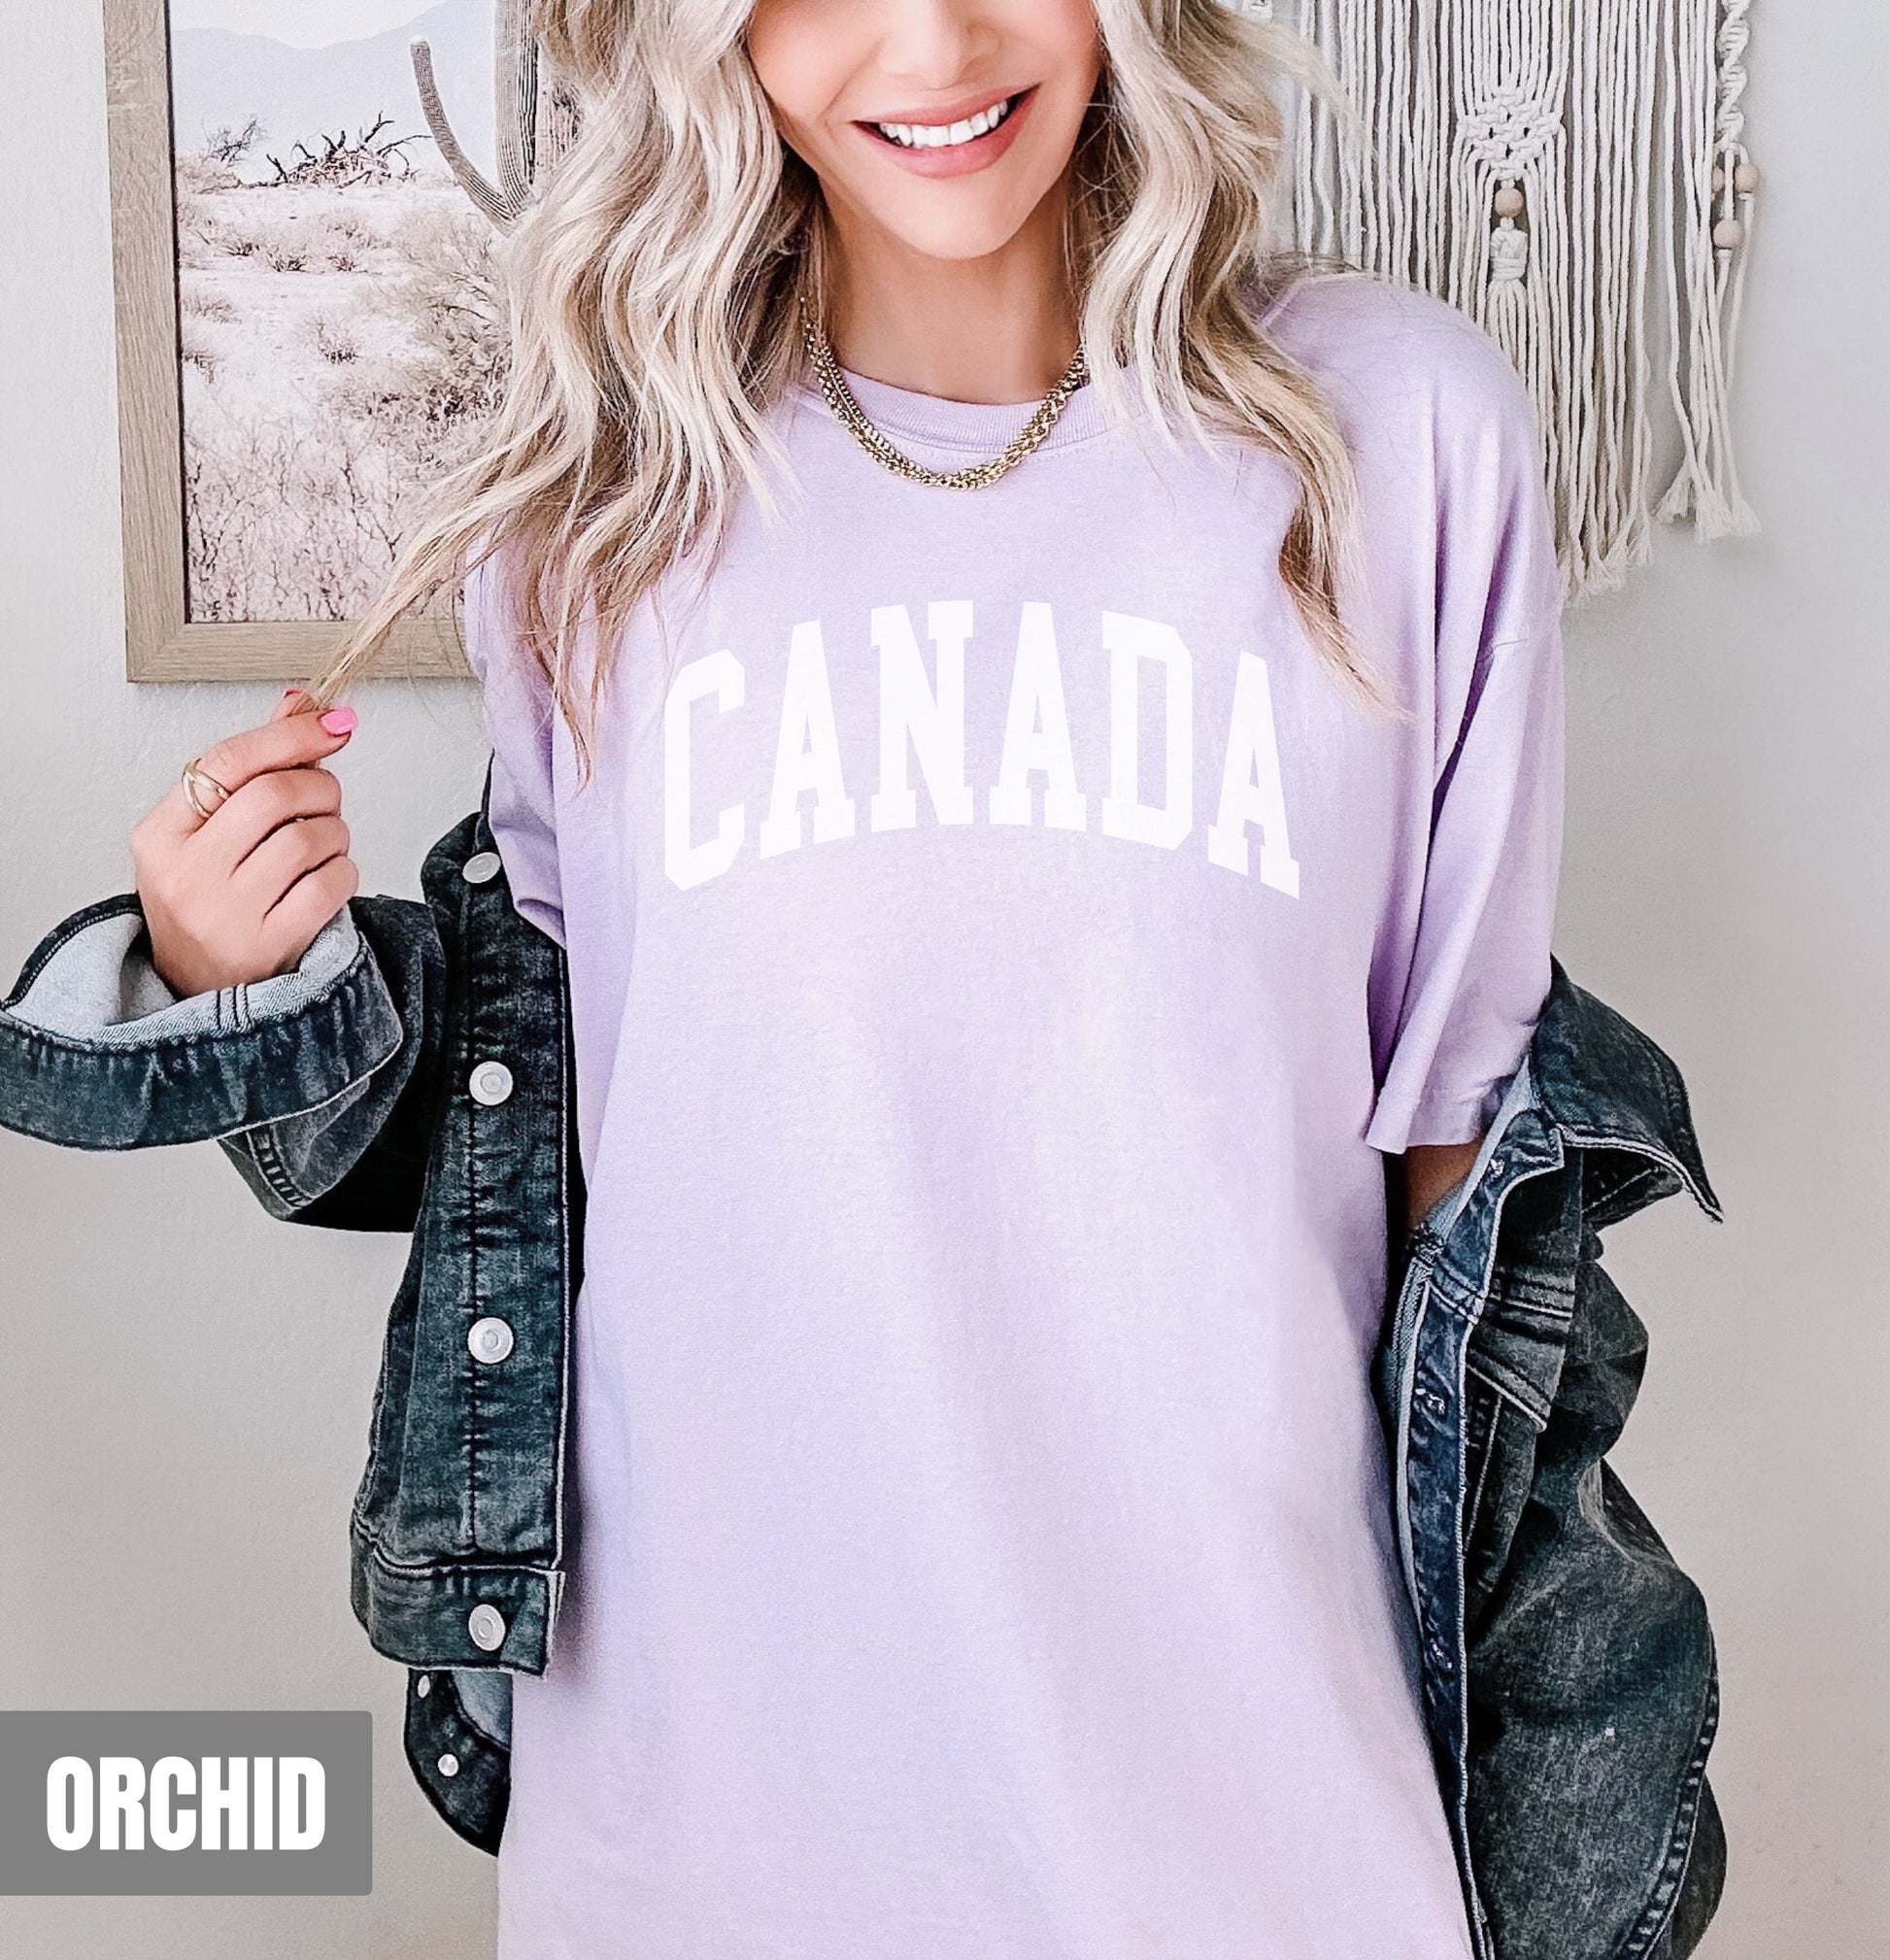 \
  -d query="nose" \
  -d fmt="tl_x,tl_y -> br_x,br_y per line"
871,0 -> 998,95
